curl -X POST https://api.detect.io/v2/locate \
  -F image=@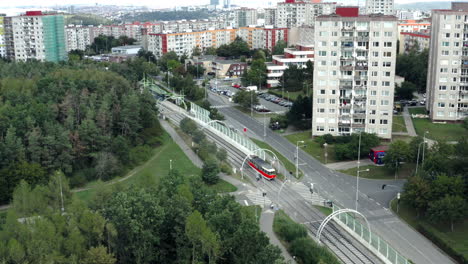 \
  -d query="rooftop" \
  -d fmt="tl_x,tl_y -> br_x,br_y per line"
112,45 -> 143,50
